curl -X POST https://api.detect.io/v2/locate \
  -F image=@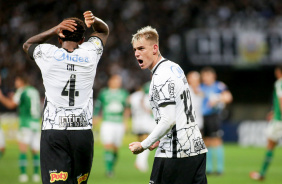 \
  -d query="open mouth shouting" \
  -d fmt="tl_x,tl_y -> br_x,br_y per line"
137,59 -> 143,64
